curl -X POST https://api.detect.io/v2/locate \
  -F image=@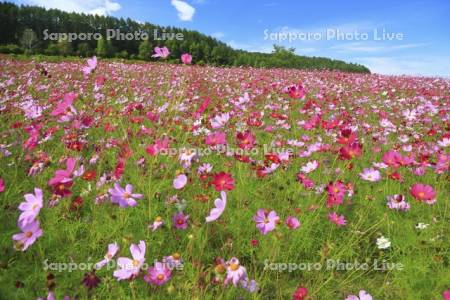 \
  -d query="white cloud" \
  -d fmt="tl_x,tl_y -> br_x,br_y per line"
227,40 -> 272,53
24,0 -> 121,15
171,0 -> 195,21
352,55 -> 450,77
